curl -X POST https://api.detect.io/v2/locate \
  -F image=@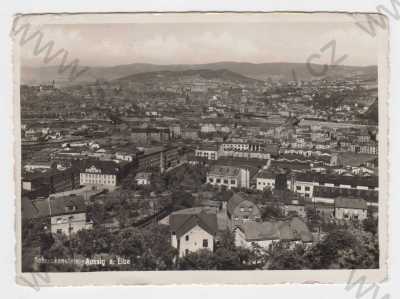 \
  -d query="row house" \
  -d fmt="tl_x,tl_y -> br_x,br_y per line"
195,145 -> 219,160
256,171 -> 378,199
334,197 -> 368,221
136,146 -> 180,173
206,165 -> 250,190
